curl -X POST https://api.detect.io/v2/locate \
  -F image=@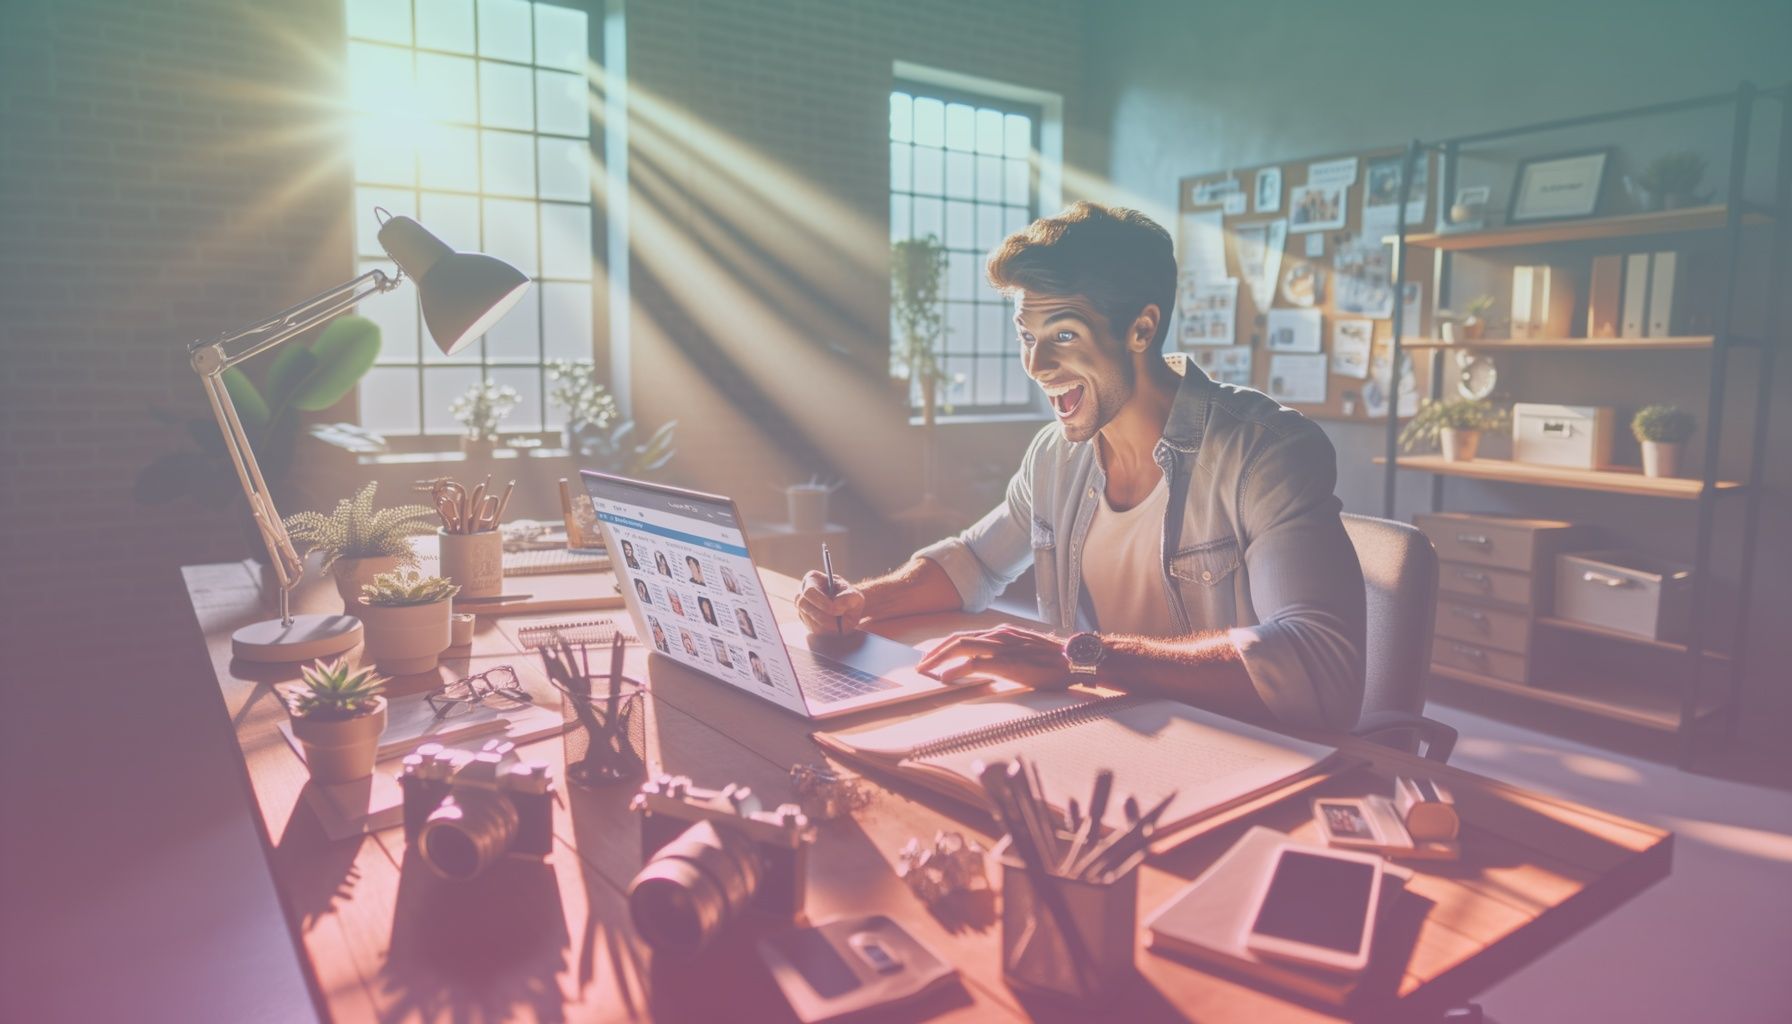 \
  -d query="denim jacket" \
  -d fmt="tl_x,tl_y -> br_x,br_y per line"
916,357 -> 1366,731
